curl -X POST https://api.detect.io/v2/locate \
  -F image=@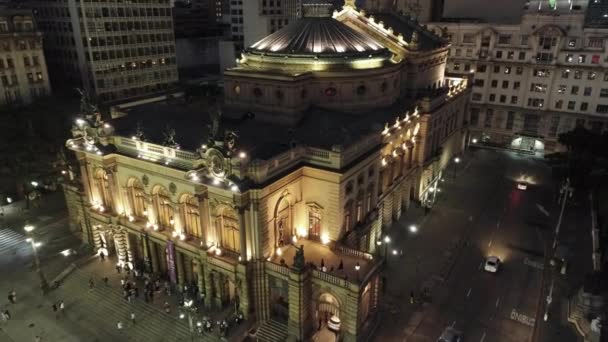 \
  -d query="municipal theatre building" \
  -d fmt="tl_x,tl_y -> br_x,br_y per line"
64,1 -> 470,340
